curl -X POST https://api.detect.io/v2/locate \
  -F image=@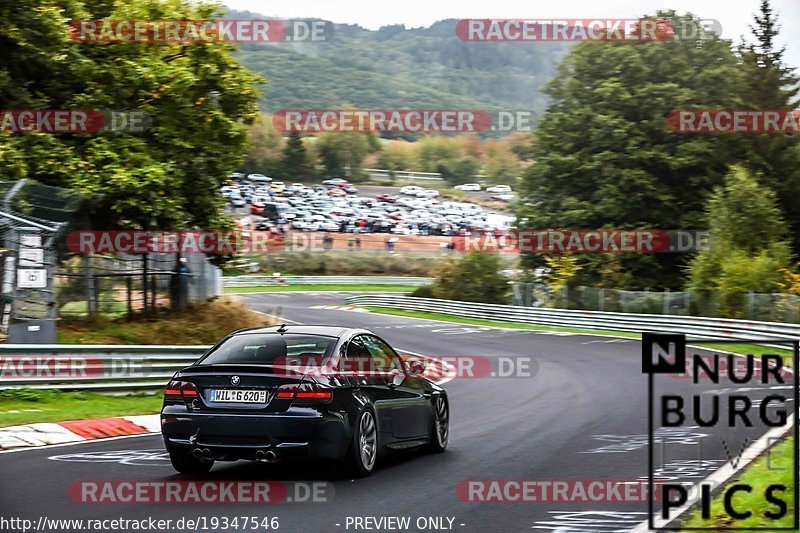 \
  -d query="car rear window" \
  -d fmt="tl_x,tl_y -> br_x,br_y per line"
197,334 -> 336,366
